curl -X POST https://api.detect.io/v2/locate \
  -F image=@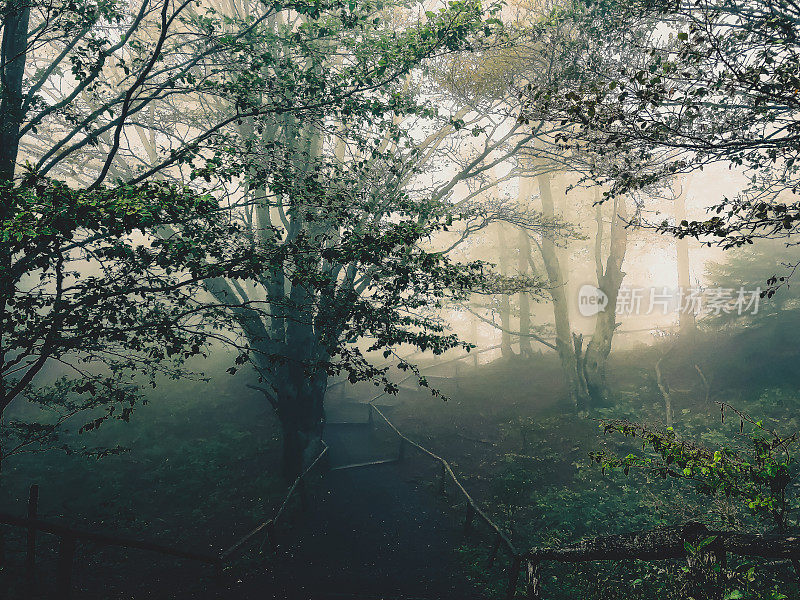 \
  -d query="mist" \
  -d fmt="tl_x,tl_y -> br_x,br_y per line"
2,0 -> 799,598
